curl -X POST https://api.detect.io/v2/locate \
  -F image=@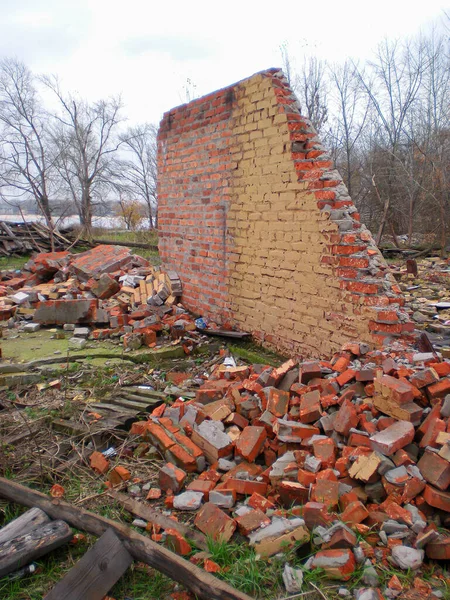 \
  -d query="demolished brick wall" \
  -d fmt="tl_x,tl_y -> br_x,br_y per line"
158,69 -> 413,357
